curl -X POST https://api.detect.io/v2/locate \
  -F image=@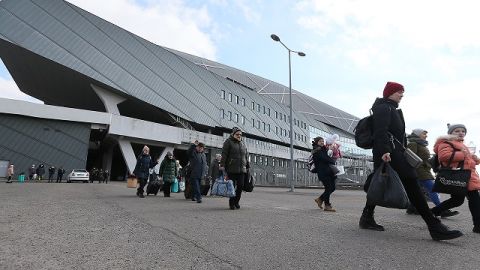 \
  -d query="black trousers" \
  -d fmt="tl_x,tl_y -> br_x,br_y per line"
318,174 -> 336,205
163,182 -> 172,196
432,190 -> 480,227
228,173 -> 244,205
366,149 -> 439,226
137,177 -> 148,194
